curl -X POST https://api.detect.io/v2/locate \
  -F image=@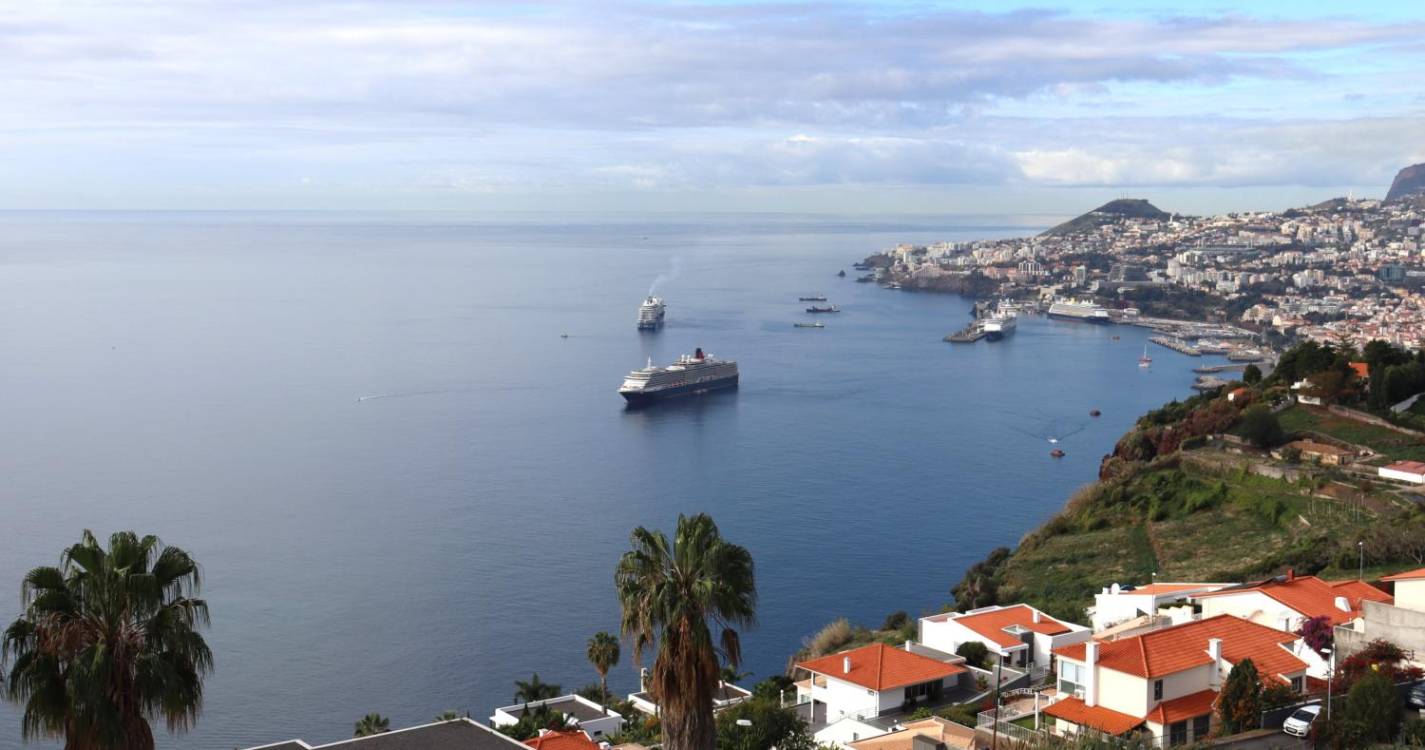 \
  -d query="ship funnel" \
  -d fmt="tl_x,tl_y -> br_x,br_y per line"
695,348 -> 704,359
